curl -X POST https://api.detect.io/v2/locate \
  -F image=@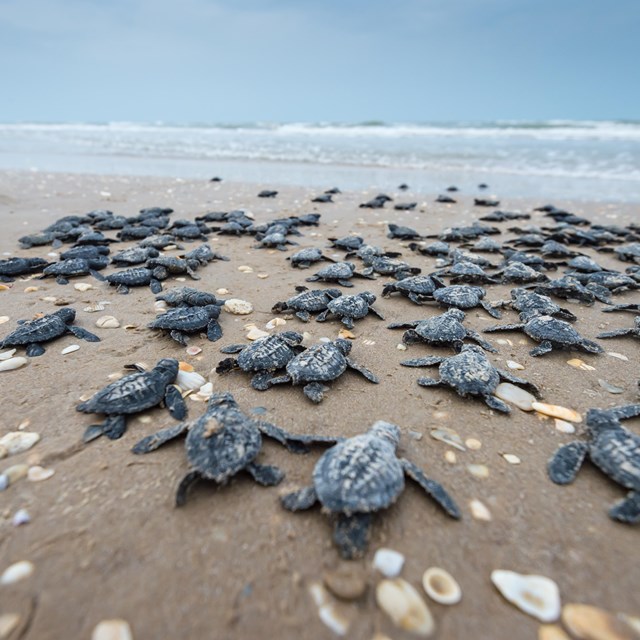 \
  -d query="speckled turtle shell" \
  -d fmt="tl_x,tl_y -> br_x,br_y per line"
156,287 -> 219,307
105,267 -> 154,286
409,309 -> 469,344
382,275 -> 442,299
236,333 -> 304,372
313,422 -> 404,514
148,305 -> 220,332
276,288 -> 342,314
326,292 -> 376,320
522,316 -> 601,350
0,257 -> 48,279
286,340 -> 350,383
308,262 -> 355,281
510,289 -> 577,322
289,247 -> 324,266
438,346 -> 500,396
433,285 -> 486,308
1,308 -> 77,346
